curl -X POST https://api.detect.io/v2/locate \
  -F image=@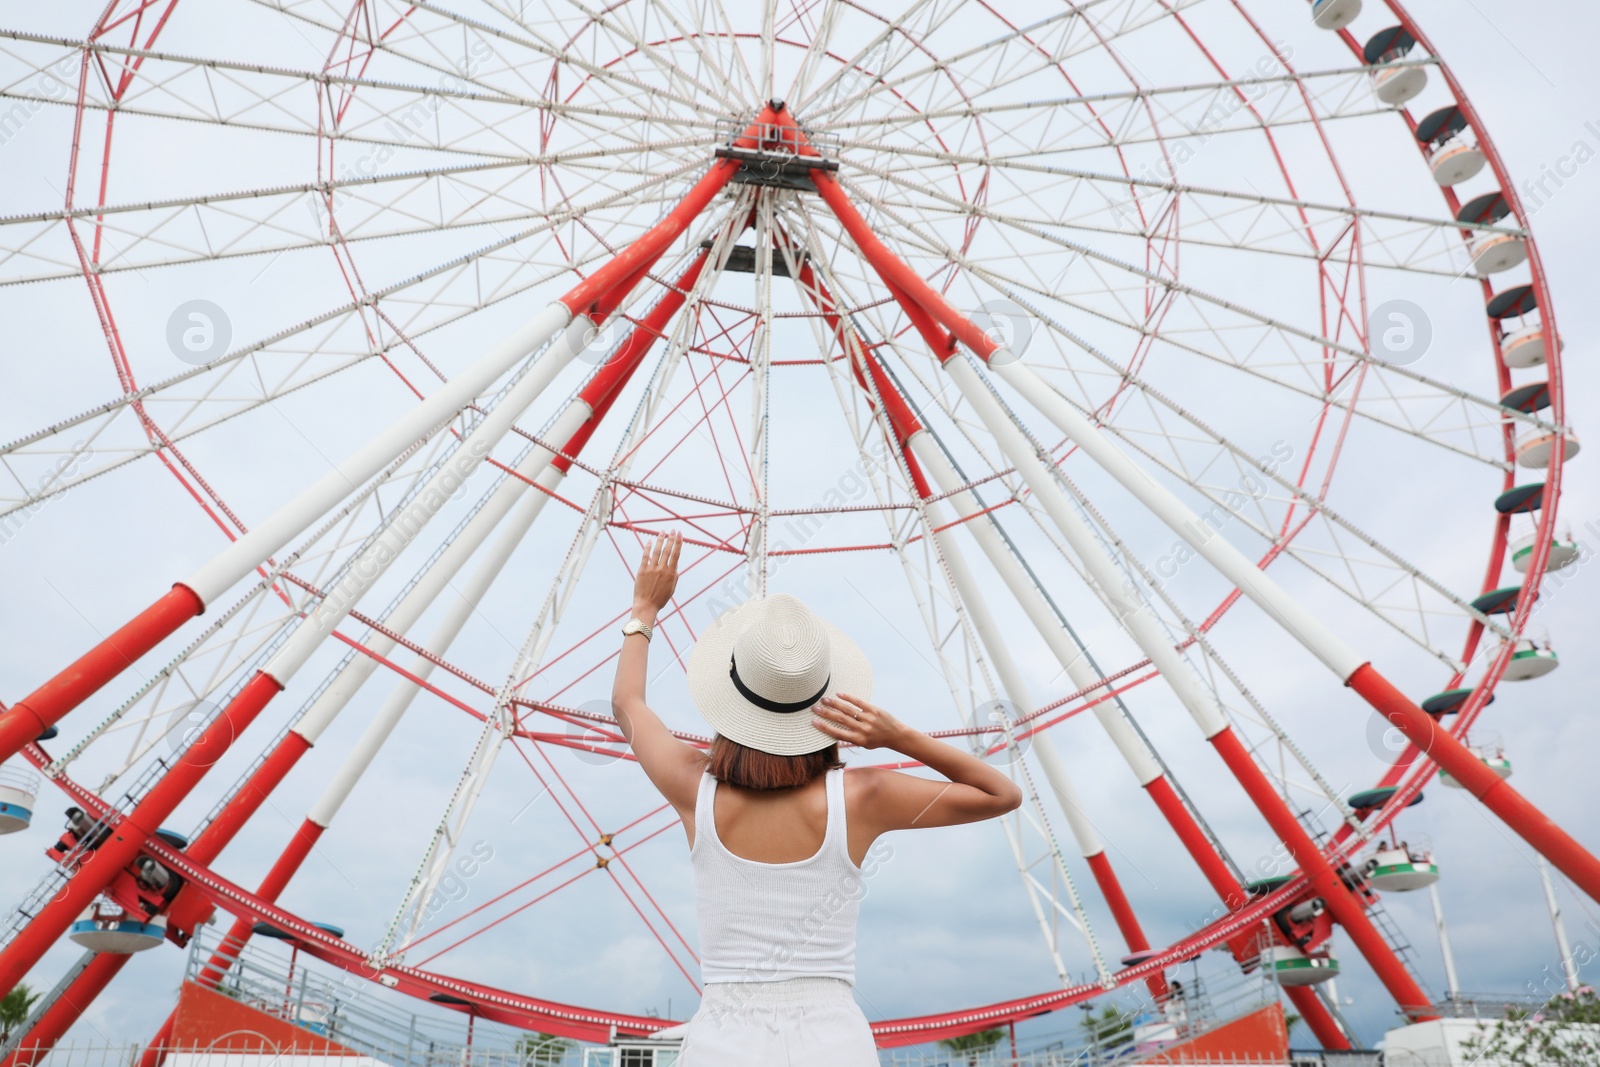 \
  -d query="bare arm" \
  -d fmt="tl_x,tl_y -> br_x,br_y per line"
611,533 -> 705,817
812,693 -> 1023,837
